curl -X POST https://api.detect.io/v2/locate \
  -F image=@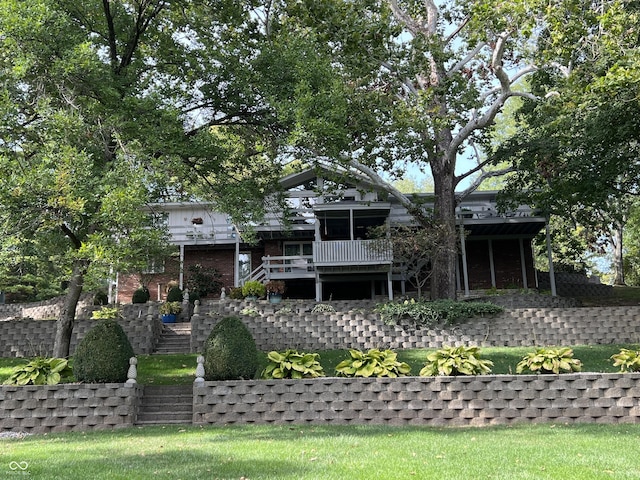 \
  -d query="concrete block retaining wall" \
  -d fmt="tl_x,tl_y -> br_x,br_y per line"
0,383 -> 142,433
190,304 -> 640,354
0,315 -> 163,357
193,373 -> 640,427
